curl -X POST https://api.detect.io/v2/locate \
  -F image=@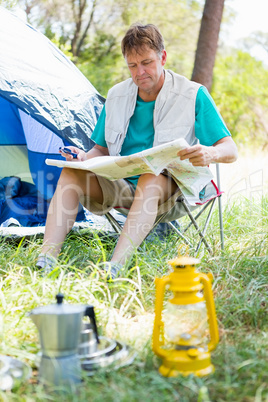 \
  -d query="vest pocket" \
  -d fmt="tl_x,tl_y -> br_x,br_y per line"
105,128 -> 122,155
